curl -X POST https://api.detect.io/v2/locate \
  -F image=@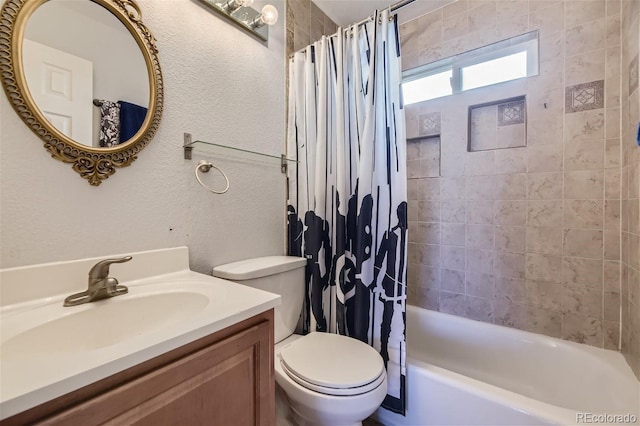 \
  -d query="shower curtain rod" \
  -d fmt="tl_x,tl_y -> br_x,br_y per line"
290,0 -> 416,57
